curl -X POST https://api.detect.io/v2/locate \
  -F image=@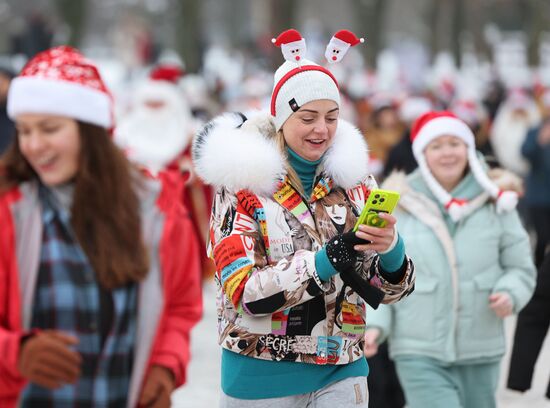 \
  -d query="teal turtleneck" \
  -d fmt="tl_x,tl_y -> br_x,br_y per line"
286,147 -> 322,198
